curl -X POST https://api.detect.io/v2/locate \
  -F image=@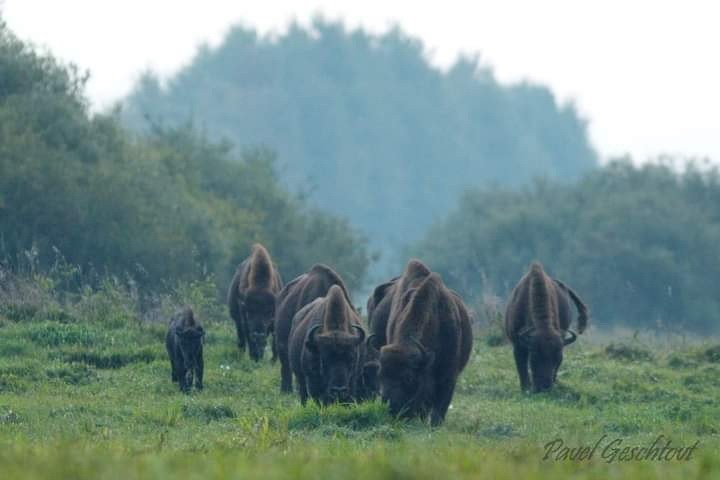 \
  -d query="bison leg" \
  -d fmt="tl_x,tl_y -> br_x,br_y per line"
513,345 -> 531,392
178,365 -> 189,393
430,378 -> 457,427
195,348 -> 204,390
271,333 -> 278,363
235,319 -> 247,352
306,376 -> 324,406
169,354 -> 179,382
279,349 -> 293,393
296,374 -> 309,406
